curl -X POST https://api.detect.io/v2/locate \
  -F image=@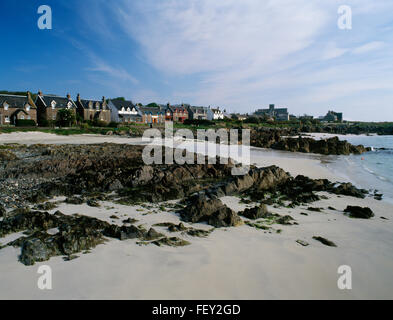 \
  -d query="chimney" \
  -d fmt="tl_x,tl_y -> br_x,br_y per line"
38,90 -> 43,96
77,93 -> 81,102
102,96 -> 106,106
67,93 -> 71,99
